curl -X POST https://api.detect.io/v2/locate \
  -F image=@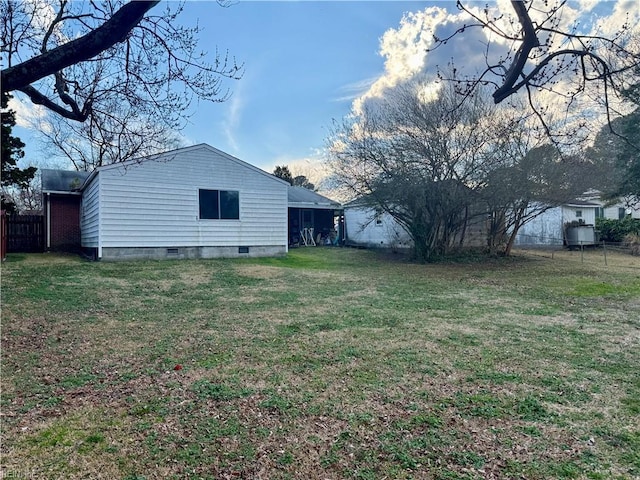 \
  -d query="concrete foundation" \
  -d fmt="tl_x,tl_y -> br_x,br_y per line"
97,245 -> 287,261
